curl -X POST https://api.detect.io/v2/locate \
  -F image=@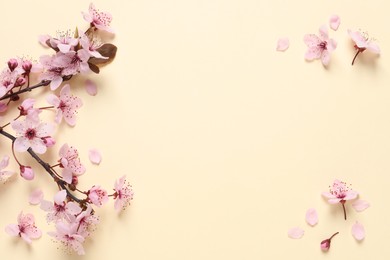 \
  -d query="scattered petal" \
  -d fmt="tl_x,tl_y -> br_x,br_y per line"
29,189 -> 44,205
352,221 -> 365,241
89,149 -> 102,165
352,200 -> 370,212
305,208 -> 318,226
276,37 -> 289,52
85,79 -> 98,96
329,15 -> 340,31
288,227 -> 304,239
